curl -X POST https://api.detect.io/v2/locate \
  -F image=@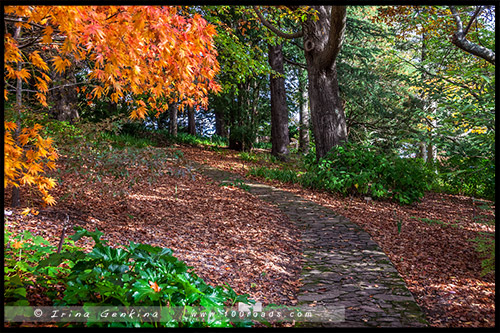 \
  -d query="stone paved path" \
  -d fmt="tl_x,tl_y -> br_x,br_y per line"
189,161 -> 427,327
